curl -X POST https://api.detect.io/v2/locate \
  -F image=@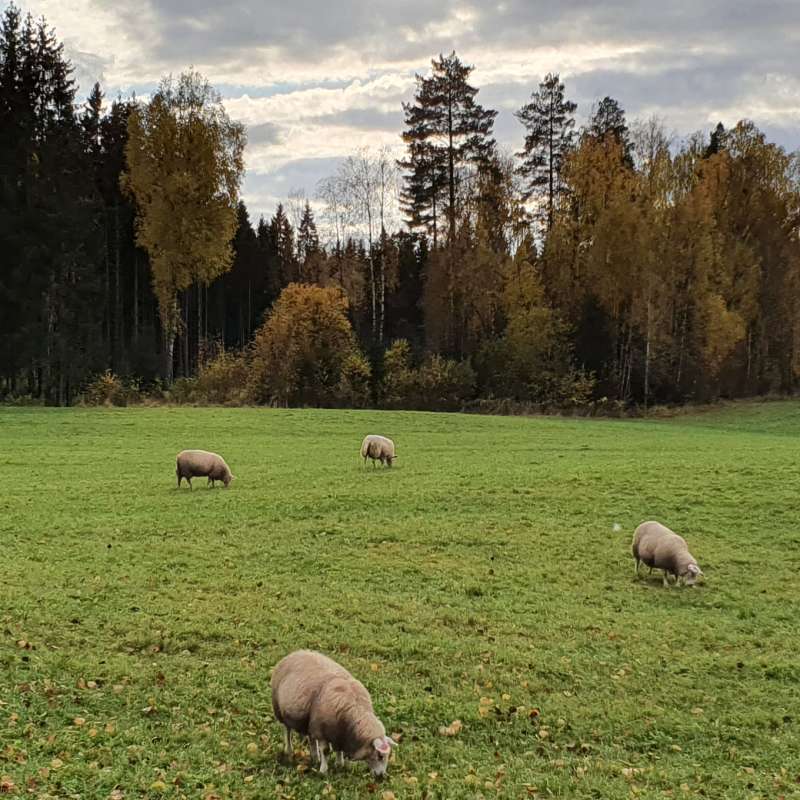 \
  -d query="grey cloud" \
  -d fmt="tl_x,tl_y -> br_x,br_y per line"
246,121 -> 284,146
306,107 -> 404,132
82,0 -> 799,212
